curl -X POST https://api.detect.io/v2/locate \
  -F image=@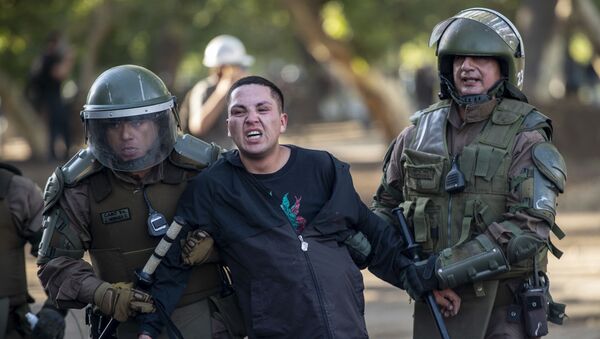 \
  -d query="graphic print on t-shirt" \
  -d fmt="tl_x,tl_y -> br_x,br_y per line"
280,193 -> 307,234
